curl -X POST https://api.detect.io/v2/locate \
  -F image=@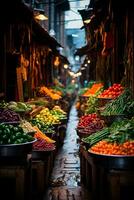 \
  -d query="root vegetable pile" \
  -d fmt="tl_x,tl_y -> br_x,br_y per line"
33,138 -> 56,151
90,140 -> 134,155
